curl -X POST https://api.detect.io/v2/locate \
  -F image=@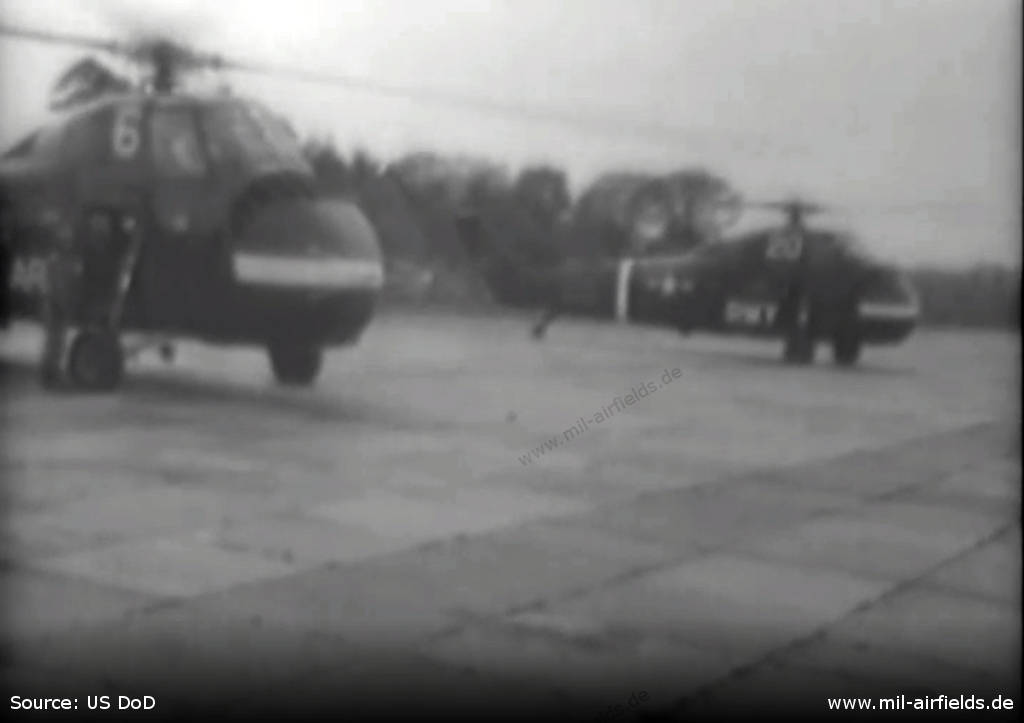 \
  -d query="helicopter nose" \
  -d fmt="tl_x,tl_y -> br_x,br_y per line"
230,197 -> 384,291
858,269 -> 919,321
856,268 -> 919,343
